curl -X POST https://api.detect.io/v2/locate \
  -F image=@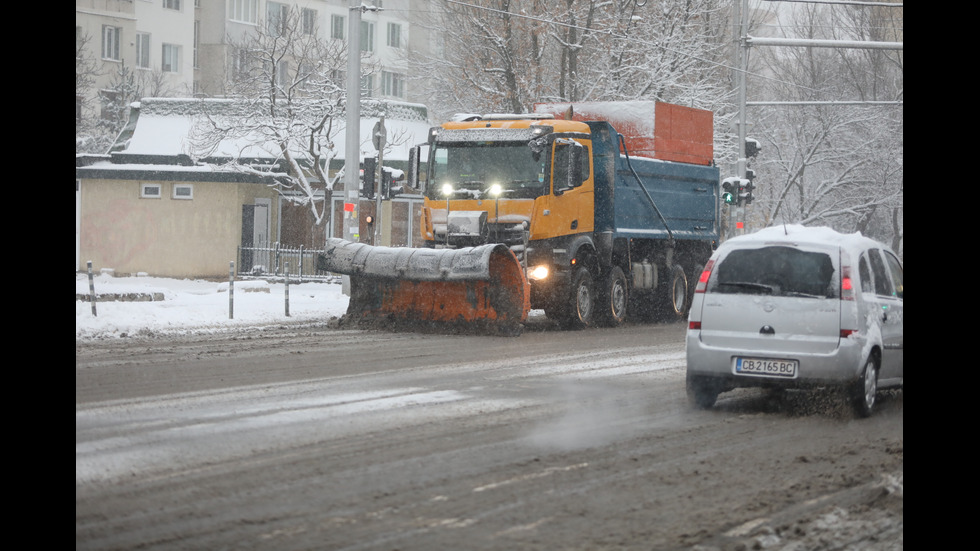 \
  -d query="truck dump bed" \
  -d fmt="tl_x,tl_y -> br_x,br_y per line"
533,101 -> 714,166
586,121 -> 719,242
